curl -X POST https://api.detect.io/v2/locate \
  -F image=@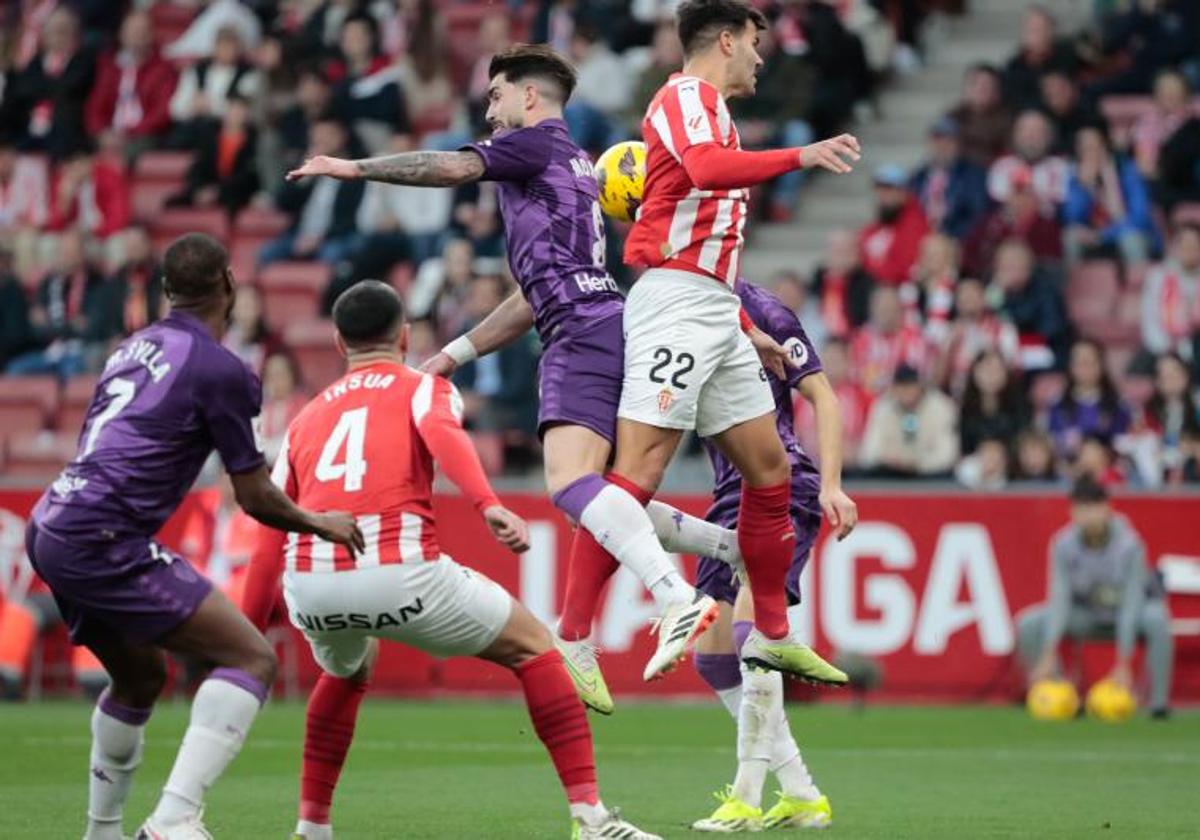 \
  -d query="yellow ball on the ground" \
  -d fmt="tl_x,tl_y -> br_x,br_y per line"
1026,679 -> 1080,721
595,140 -> 646,222
1085,679 -> 1137,723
